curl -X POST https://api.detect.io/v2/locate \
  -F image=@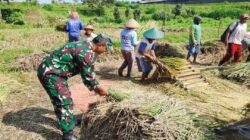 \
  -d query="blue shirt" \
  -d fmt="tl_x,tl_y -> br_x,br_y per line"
120,29 -> 138,51
66,19 -> 84,37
